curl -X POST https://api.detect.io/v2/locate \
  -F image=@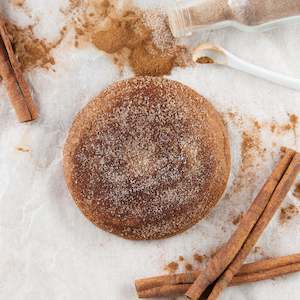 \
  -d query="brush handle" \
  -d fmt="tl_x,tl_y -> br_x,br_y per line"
224,50 -> 300,91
